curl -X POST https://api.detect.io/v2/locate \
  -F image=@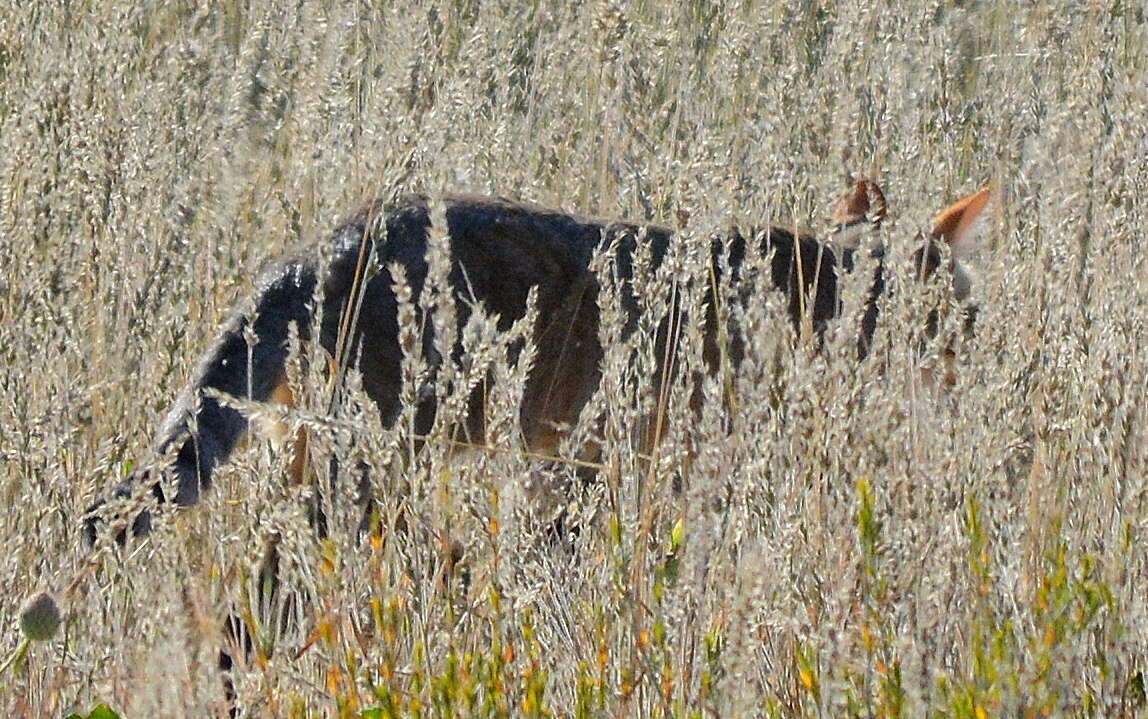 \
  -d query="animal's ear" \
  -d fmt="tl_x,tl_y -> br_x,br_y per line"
832,178 -> 888,249
931,185 -> 998,258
